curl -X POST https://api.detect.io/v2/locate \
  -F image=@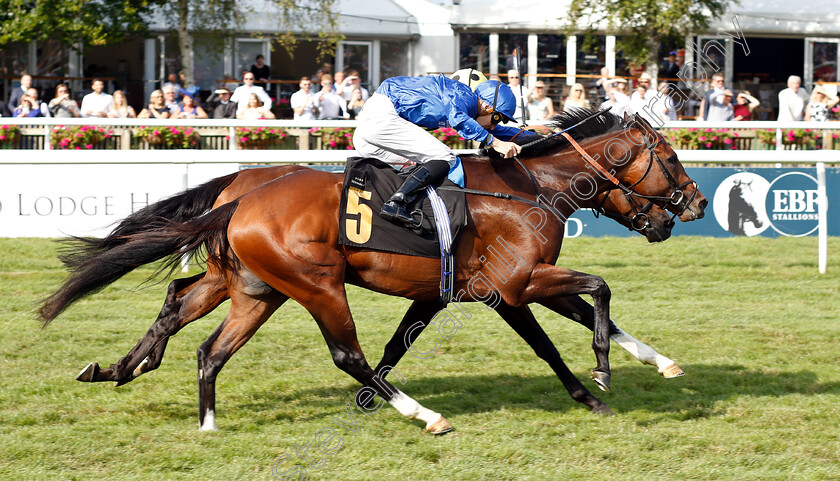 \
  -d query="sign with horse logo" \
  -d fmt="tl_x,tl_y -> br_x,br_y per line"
712,170 -> 822,237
